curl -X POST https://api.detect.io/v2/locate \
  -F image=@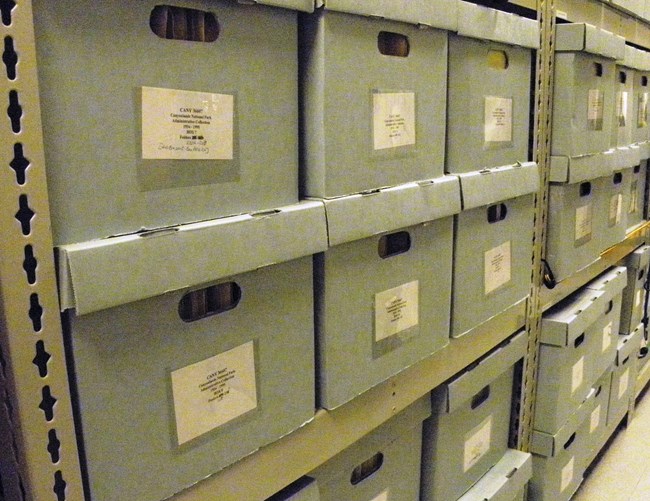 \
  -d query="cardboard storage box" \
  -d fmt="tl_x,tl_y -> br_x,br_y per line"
56,202 -> 328,501
611,50 -> 636,149
300,4 -> 454,198
607,324 -> 643,429
315,177 -> 461,409
309,396 -> 431,501
33,0 -> 309,245
628,46 -> 650,146
552,23 -> 625,157
611,0 -> 646,17
267,477 -> 320,501
421,331 -> 527,501
595,160 -> 636,251
626,161 -> 648,231
535,286 -> 612,434
457,449 -> 532,501
445,2 -> 537,174
618,245 -> 650,334
530,389 -> 597,501
583,368 -> 613,469
451,163 -> 538,338
546,153 -> 612,282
